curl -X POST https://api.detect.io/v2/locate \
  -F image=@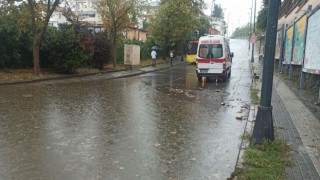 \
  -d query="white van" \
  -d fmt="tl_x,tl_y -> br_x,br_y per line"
196,35 -> 233,81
